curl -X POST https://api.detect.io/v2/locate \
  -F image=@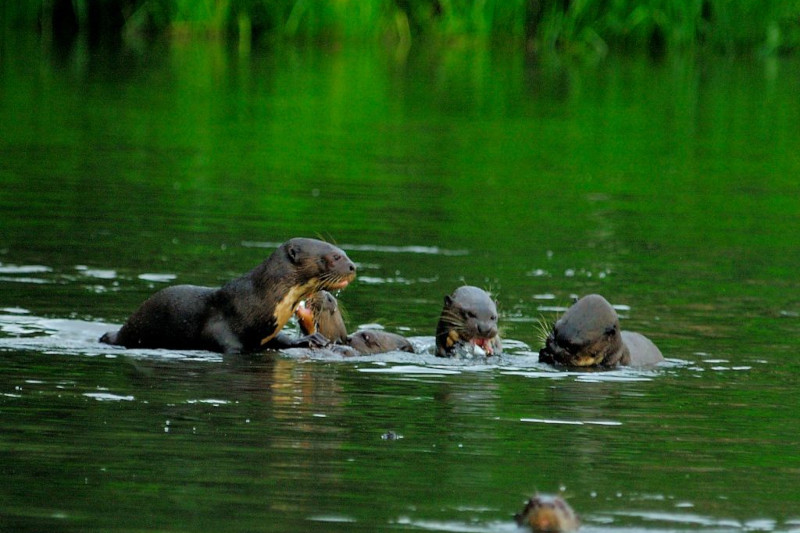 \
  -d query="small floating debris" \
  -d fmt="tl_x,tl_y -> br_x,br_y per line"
381,431 -> 403,441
